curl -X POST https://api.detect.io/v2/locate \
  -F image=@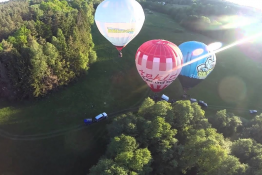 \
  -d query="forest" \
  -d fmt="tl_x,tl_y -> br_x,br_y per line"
1,1 -> 262,174
89,98 -> 262,175
141,0 -> 261,43
1,0 -> 260,100
0,0 -> 99,100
